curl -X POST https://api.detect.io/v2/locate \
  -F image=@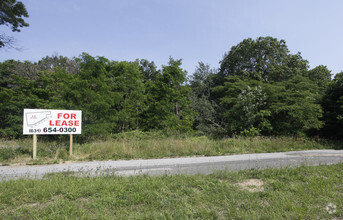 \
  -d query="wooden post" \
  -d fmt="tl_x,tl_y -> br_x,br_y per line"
69,134 -> 73,156
33,134 -> 37,160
